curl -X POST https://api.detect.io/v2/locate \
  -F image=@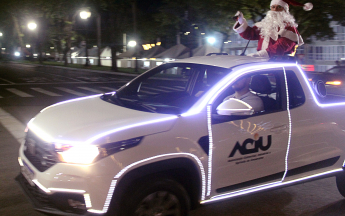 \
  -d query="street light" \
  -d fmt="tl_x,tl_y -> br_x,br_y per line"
128,41 -> 137,47
28,22 -> 37,30
80,11 -> 91,19
80,10 -> 91,66
80,10 -> 91,67
27,22 -> 39,61
207,37 -> 216,45
0,32 -> 2,58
